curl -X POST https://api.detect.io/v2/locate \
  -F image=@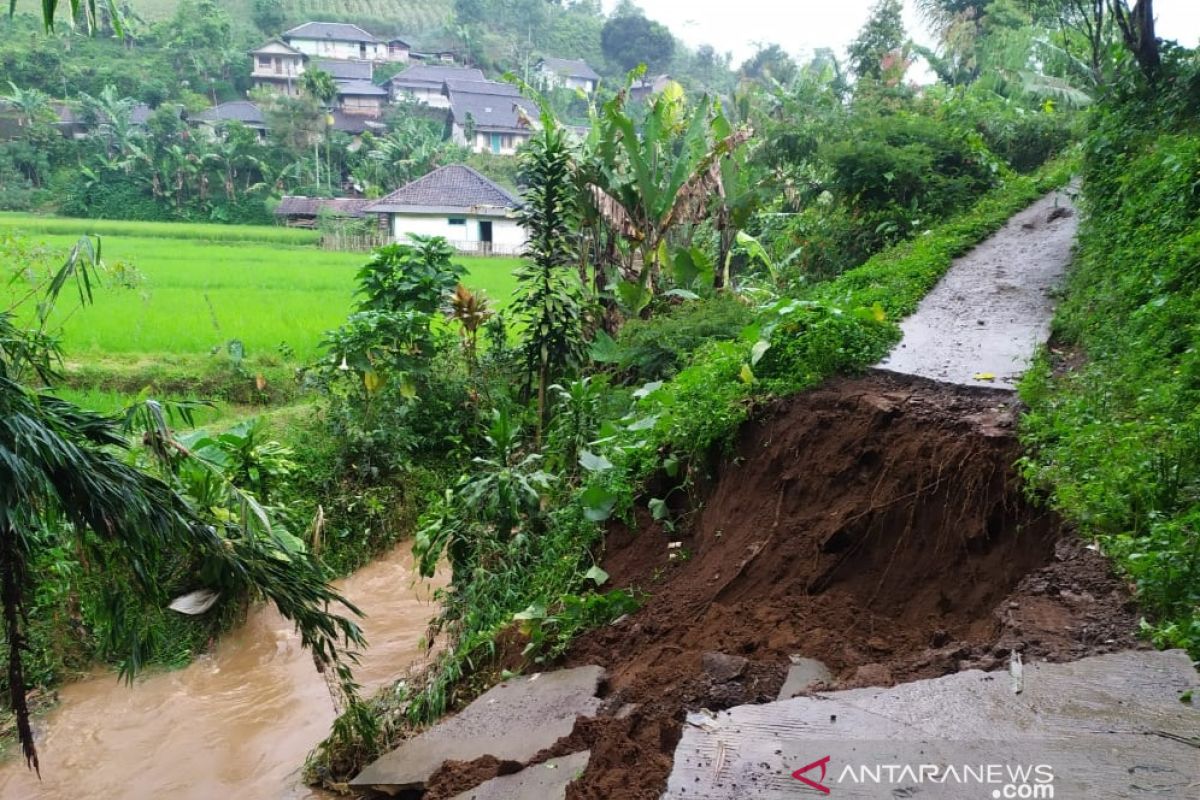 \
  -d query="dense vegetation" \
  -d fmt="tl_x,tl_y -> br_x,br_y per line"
1020,47 -> 1200,656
